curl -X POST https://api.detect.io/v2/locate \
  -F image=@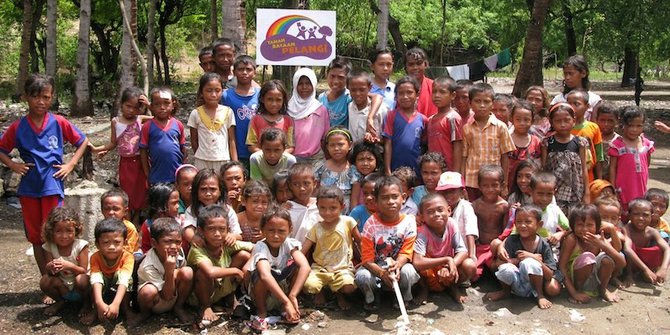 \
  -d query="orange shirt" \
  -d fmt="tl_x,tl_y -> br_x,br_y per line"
360,213 -> 417,264
90,250 -> 134,288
